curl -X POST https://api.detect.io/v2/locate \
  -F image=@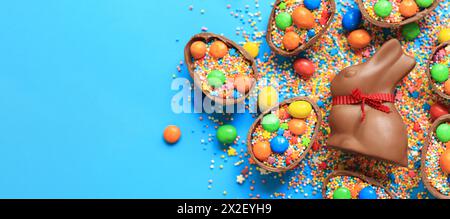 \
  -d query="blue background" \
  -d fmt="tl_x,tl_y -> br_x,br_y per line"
0,0 -> 283,198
